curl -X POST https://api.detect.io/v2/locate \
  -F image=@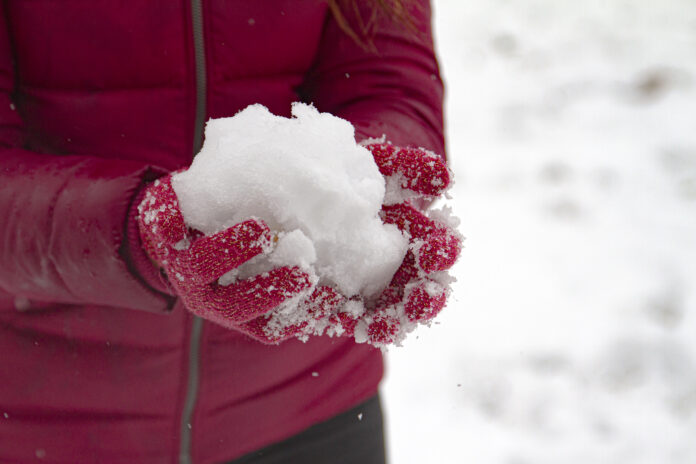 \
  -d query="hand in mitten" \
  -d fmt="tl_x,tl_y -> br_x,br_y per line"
334,143 -> 462,346
137,175 -> 343,343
